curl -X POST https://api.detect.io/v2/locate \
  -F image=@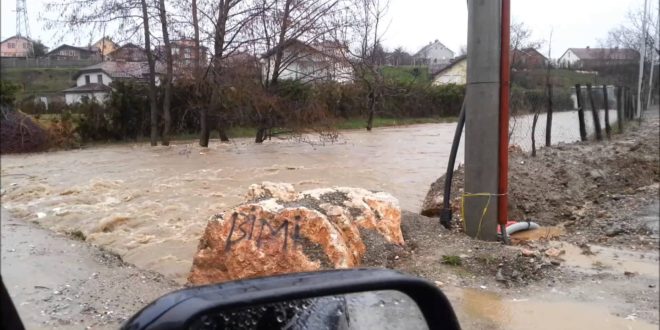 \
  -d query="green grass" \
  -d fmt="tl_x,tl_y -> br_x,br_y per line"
226,126 -> 258,138
381,66 -> 431,84
336,116 -> 456,130
1,67 -> 78,99
441,255 -> 463,266
512,69 -> 598,89
31,113 -> 455,148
